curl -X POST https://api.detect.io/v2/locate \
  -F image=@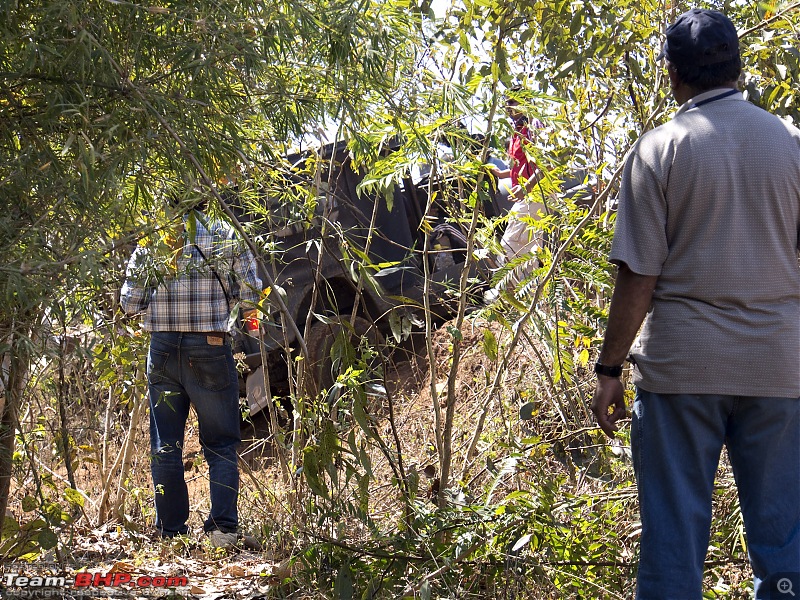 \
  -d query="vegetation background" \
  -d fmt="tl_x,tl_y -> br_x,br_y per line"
0,0 -> 798,597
